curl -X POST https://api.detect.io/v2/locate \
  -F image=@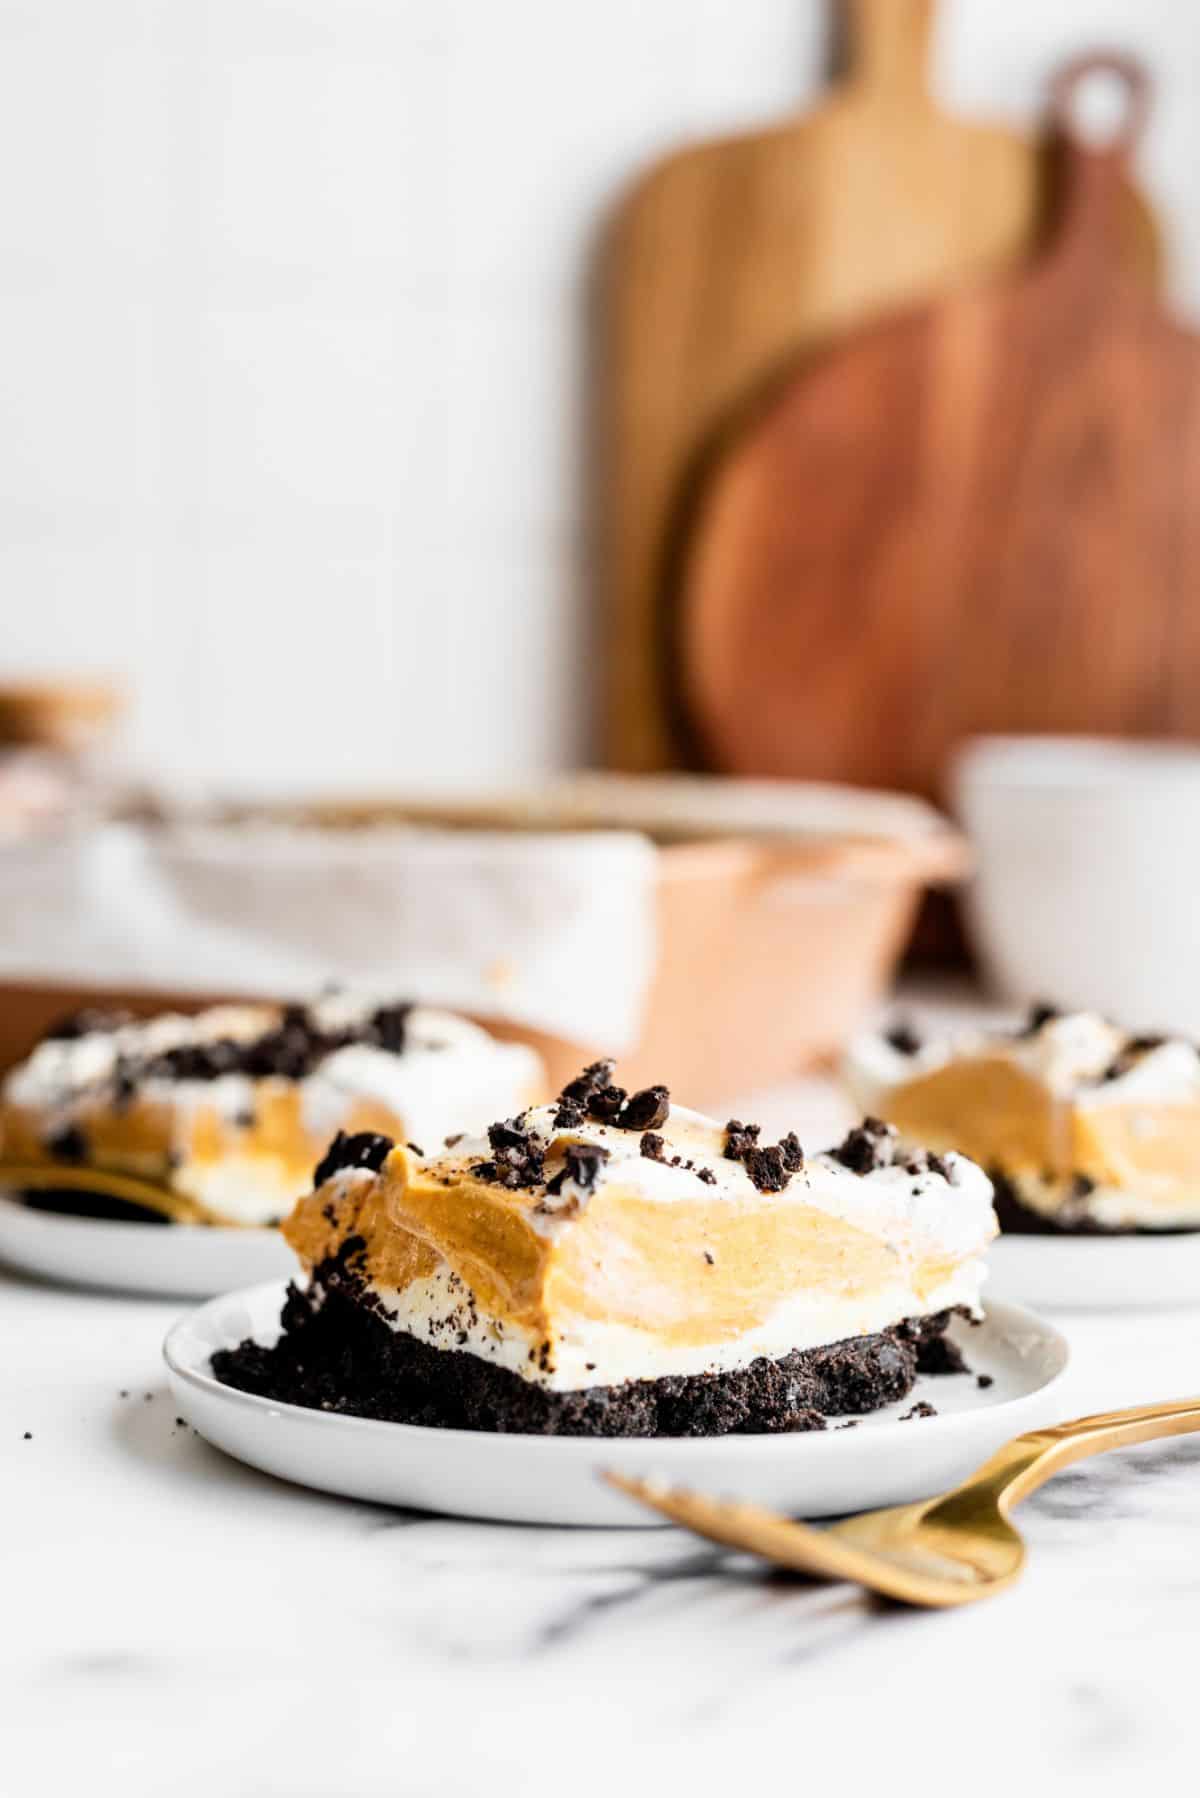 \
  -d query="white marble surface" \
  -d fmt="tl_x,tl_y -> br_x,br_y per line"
5,1059 -> 1200,1795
